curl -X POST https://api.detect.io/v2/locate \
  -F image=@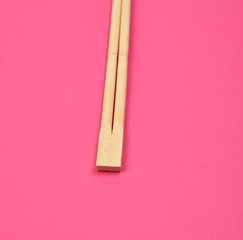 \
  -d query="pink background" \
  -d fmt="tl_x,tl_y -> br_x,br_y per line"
0,0 -> 243,239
